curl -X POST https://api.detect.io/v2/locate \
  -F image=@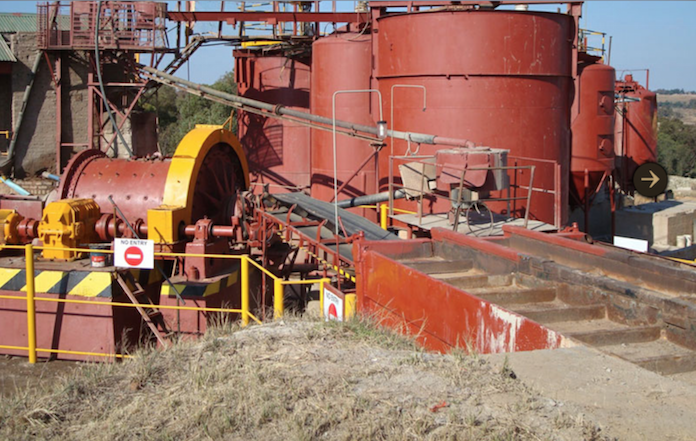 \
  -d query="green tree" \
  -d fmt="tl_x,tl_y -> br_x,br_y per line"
657,116 -> 696,177
144,71 -> 237,155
